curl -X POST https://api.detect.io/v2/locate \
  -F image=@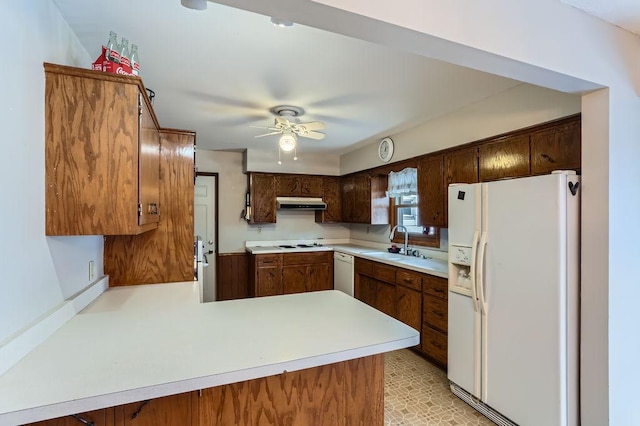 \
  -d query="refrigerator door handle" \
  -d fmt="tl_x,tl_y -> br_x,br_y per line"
470,230 -> 480,312
477,231 -> 488,315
